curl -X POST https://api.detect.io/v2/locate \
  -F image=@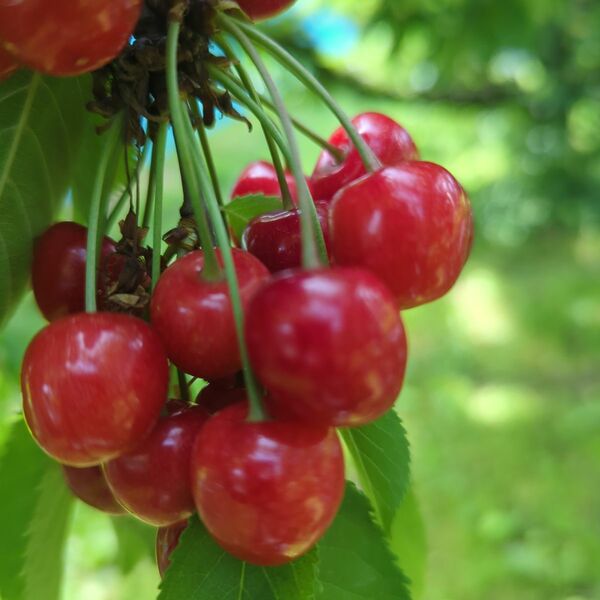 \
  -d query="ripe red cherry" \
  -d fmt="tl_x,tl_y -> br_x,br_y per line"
104,406 -> 208,527
0,44 -> 17,81
311,112 -> 419,202
330,161 -> 474,309
21,312 -> 169,466
62,465 -> 124,515
235,0 -> 297,21
190,402 -> 345,566
0,0 -> 141,76
196,376 -> 246,415
150,249 -> 269,381
156,520 -> 188,577
242,202 -> 331,273
32,222 -> 116,322
246,268 -> 407,427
